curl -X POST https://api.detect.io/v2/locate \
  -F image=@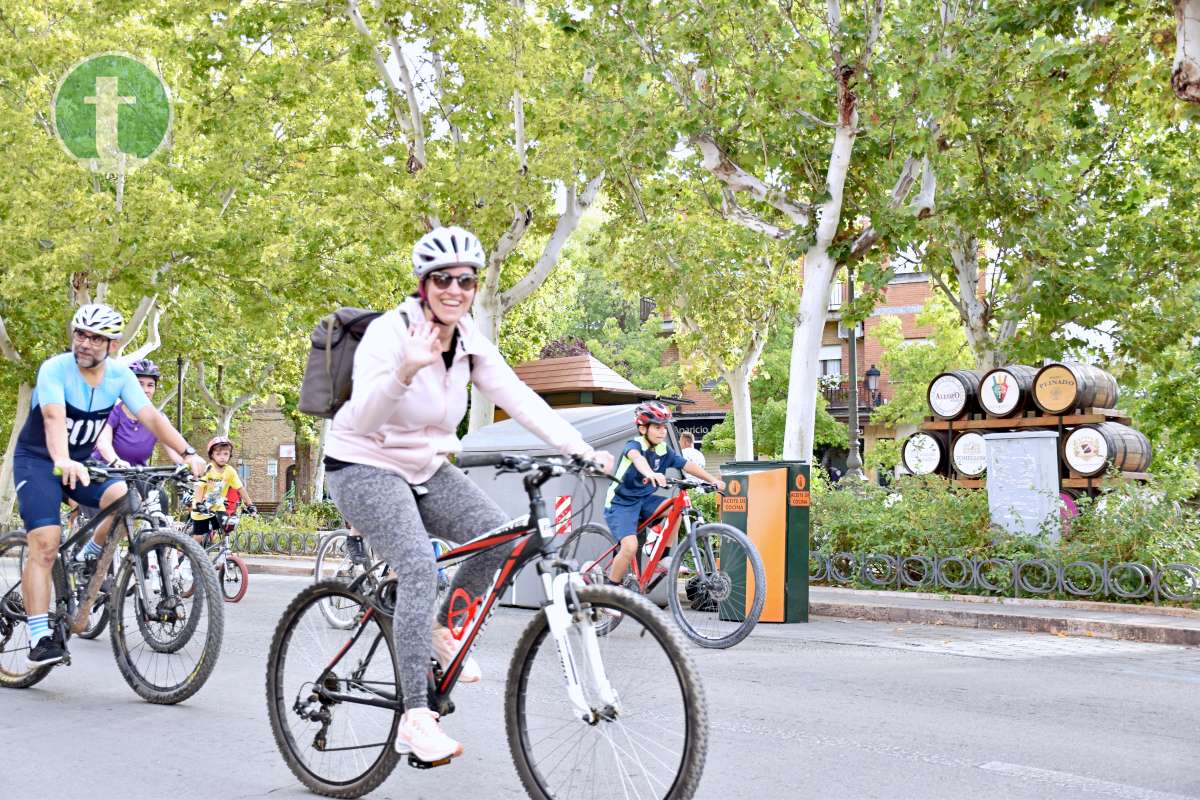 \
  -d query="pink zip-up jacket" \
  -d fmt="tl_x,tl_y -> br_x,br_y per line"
325,296 -> 591,484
